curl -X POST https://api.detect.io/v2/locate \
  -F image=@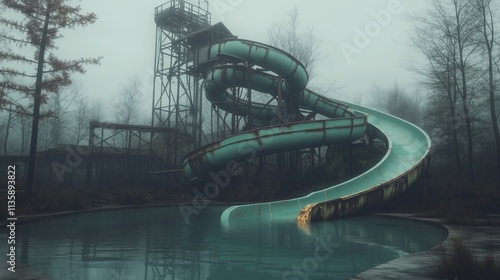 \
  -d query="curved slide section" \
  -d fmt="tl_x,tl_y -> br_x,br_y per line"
183,40 -> 367,182
296,103 -> 431,224
182,39 -> 431,225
